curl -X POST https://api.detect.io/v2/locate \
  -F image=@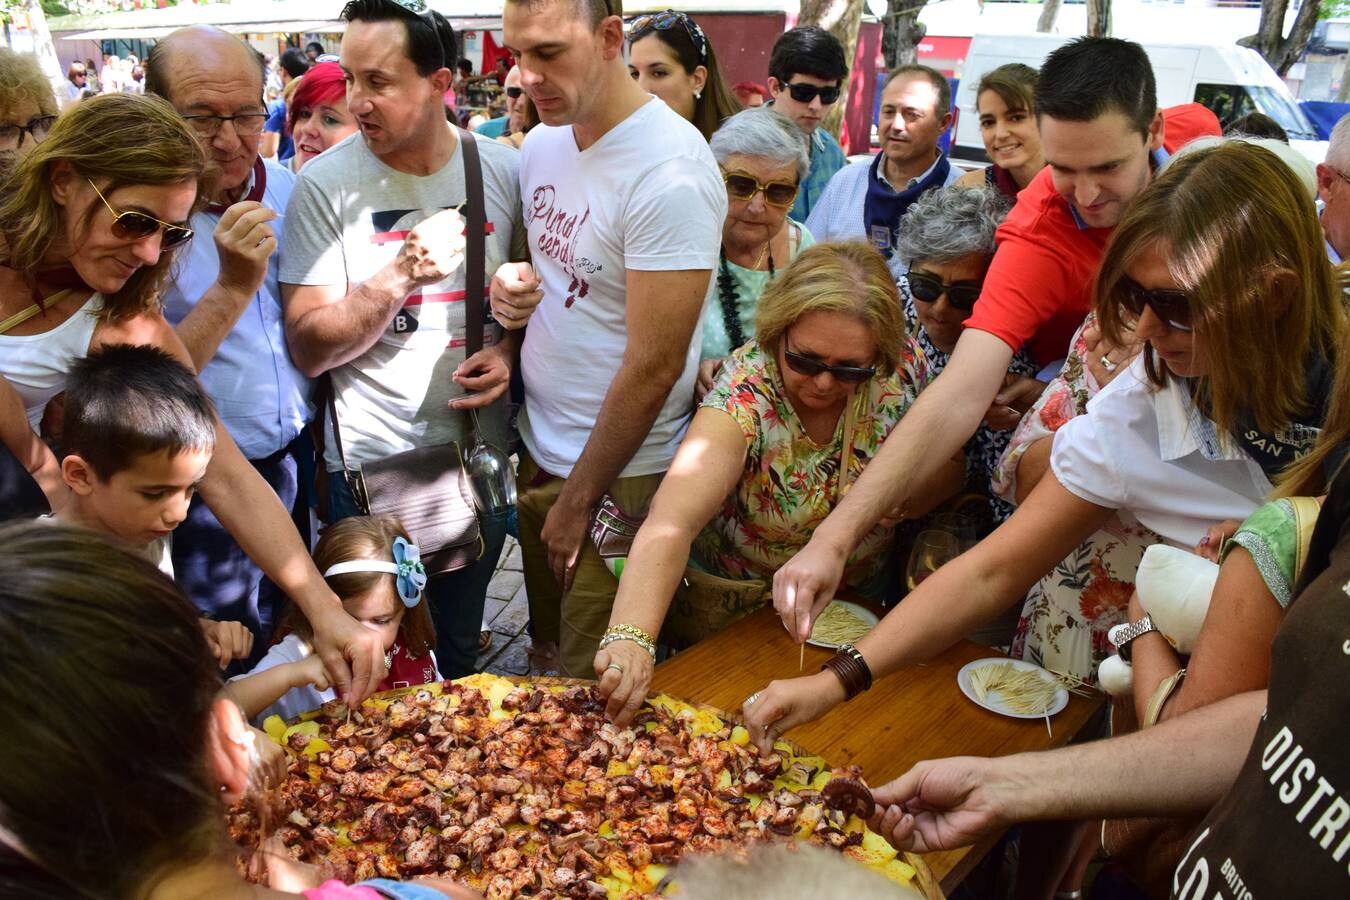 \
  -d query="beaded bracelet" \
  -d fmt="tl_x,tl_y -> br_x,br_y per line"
600,627 -> 656,659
